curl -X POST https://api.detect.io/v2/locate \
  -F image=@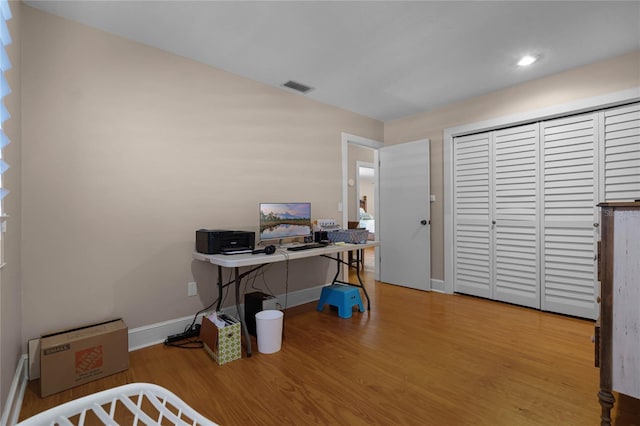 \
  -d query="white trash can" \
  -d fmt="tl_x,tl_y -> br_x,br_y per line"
255,310 -> 284,354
